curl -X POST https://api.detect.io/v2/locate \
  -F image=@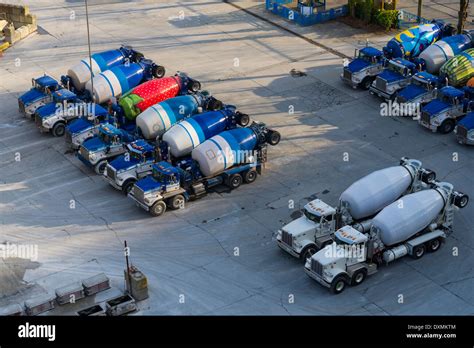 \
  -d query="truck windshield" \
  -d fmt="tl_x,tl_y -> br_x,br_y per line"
440,94 -> 454,104
152,169 -> 167,182
130,151 -> 142,161
412,78 -> 429,88
100,132 -> 112,144
388,63 -> 405,75
303,210 -> 321,223
358,52 -> 371,62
